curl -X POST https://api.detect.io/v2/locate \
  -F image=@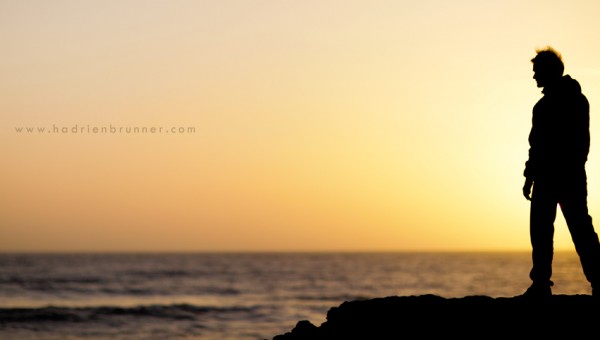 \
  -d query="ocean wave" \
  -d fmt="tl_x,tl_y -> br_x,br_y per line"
1,277 -> 242,297
0,304 -> 255,324
293,294 -> 371,302
1,276 -> 105,286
